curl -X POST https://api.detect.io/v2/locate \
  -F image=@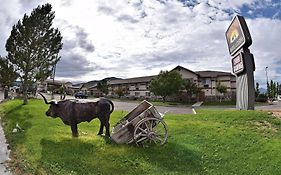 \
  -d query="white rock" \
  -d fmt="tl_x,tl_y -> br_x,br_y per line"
12,128 -> 18,133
